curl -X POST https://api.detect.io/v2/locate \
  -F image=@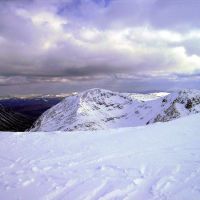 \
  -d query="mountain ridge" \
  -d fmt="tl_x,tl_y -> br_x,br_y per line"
30,88 -> 200,132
